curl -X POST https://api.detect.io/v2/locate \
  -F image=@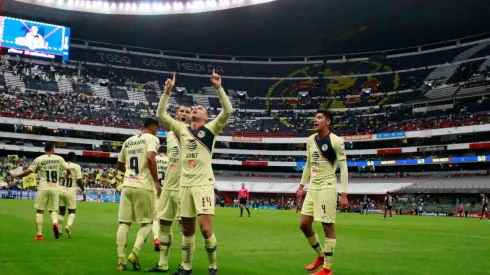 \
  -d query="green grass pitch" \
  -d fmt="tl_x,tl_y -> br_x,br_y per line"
0,200 -> 489,275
